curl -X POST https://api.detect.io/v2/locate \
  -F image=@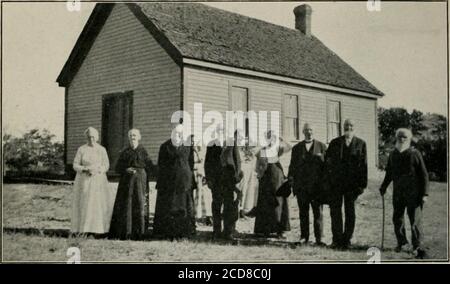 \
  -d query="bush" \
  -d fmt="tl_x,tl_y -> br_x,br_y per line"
3,129 -> 64,176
